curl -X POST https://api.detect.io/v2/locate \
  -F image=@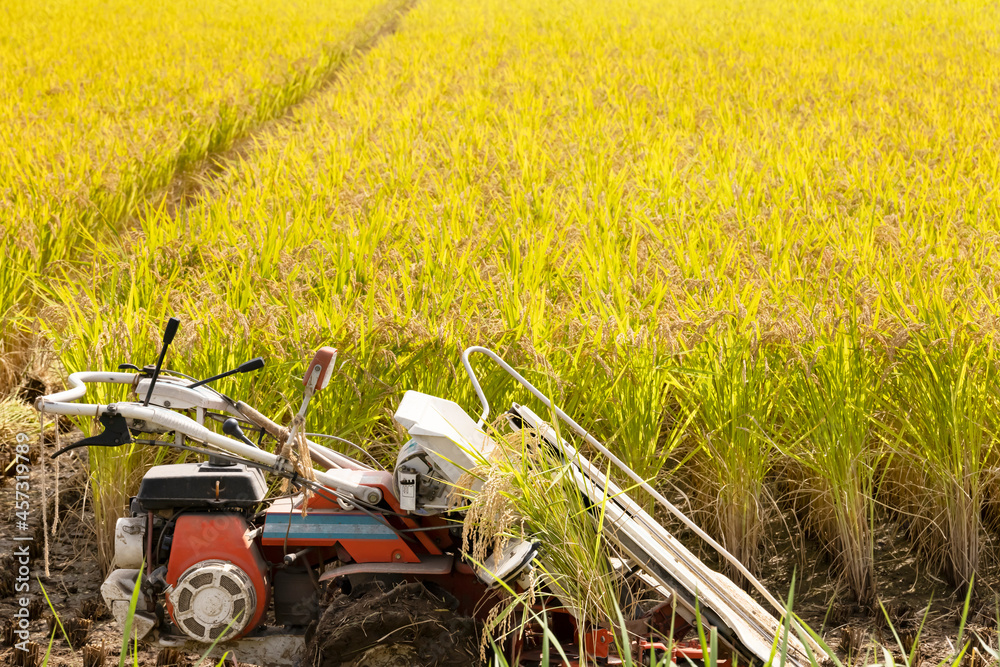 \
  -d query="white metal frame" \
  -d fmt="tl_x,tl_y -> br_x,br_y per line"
460,346 -> 822,666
